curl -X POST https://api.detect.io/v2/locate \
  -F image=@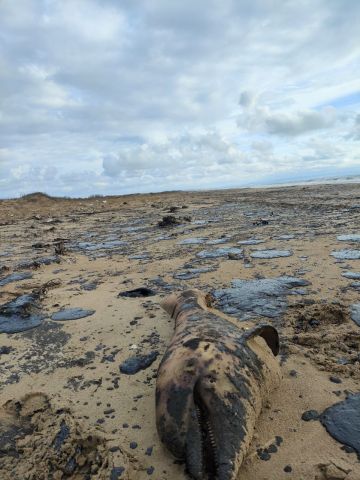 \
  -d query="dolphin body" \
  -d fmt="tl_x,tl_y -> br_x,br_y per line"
156,289 -> 281,480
